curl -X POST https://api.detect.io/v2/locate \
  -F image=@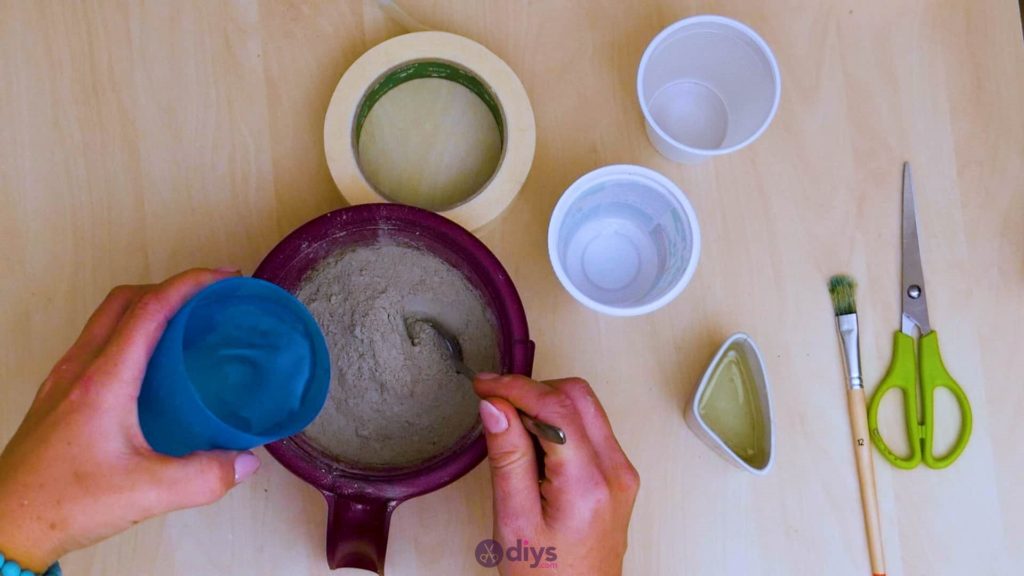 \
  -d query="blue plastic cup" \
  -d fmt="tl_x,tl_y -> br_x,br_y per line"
138,277 -> 331,457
